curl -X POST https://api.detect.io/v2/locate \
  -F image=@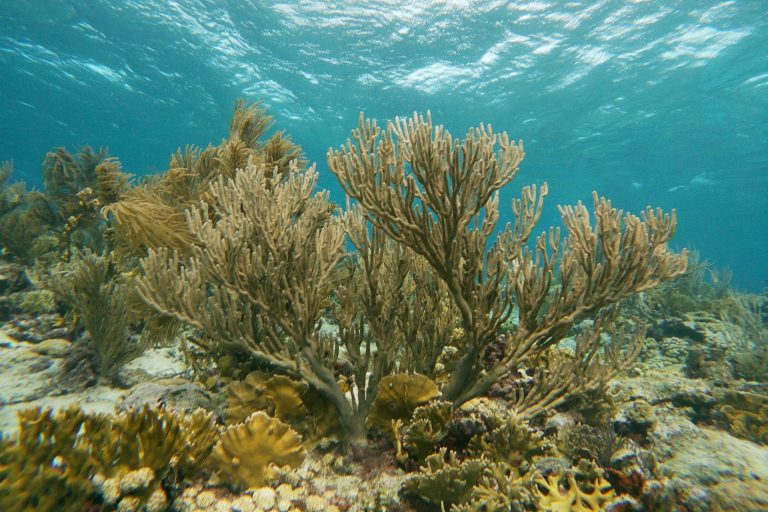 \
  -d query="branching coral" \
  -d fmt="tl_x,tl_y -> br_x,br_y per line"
30,249 -> 145,380
137,109 -> 686,448
467,412 -> 552,467
104,100 -> 305,257
328,112 -> 686,414
453,462 -> 539,512
725,296 -> 768,382
535,471 -> 615,511
0,162 -> 58,262
137,160 -> 361,439
401,400 -> 453,462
